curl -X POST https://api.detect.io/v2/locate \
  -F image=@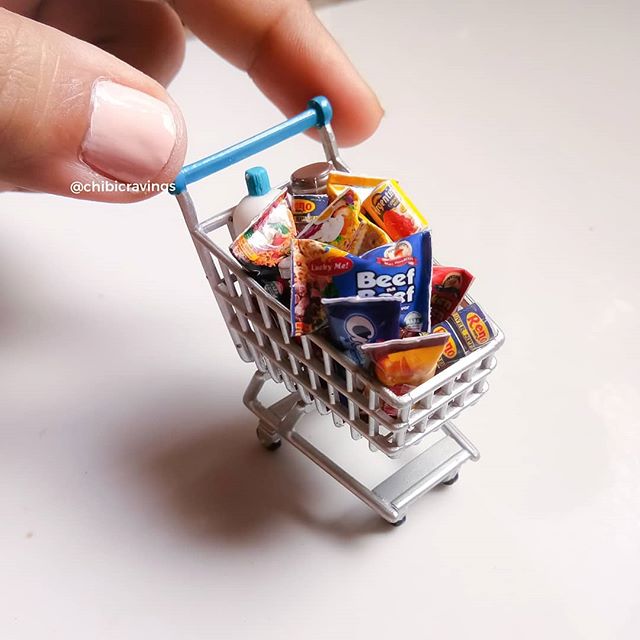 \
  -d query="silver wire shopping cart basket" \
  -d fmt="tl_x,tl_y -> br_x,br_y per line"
171,97 -> 505,526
